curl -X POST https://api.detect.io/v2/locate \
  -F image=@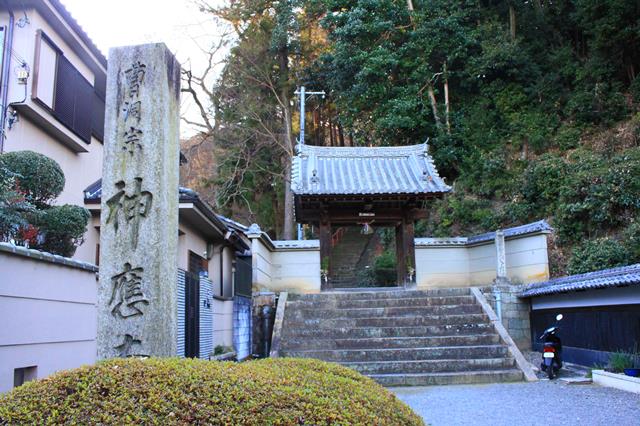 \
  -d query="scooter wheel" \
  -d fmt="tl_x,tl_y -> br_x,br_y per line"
547,365 -> 555,380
